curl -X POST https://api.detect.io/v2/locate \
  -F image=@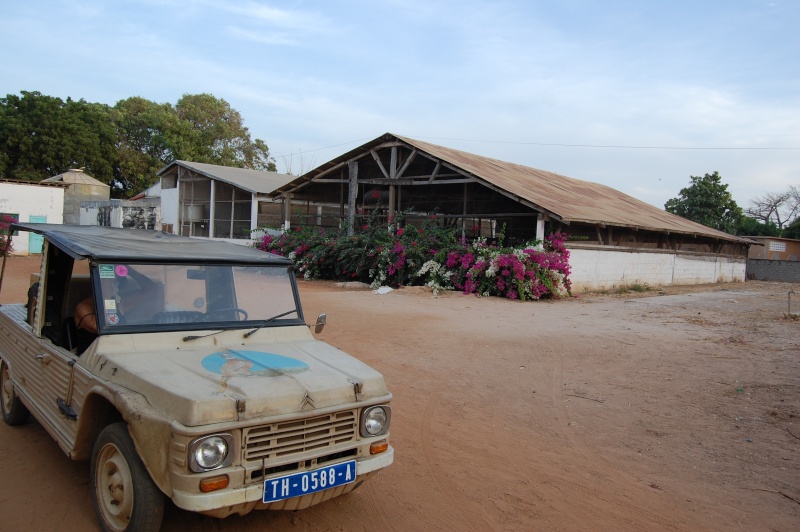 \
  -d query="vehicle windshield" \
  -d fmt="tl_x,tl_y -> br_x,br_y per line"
94,263 -> 301,333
